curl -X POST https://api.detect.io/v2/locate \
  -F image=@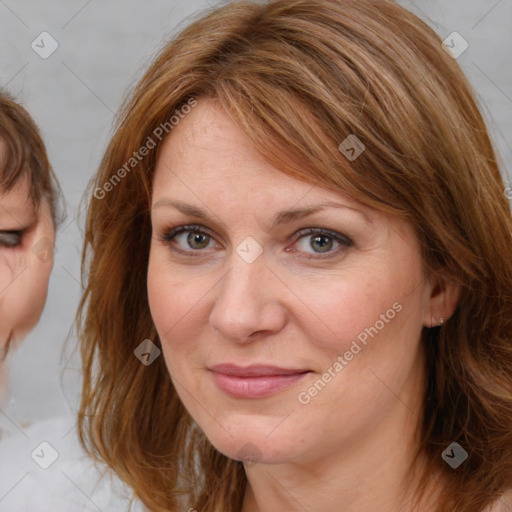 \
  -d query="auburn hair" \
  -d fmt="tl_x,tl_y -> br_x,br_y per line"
77,1 -> 512,510
0,89 -> 60,223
